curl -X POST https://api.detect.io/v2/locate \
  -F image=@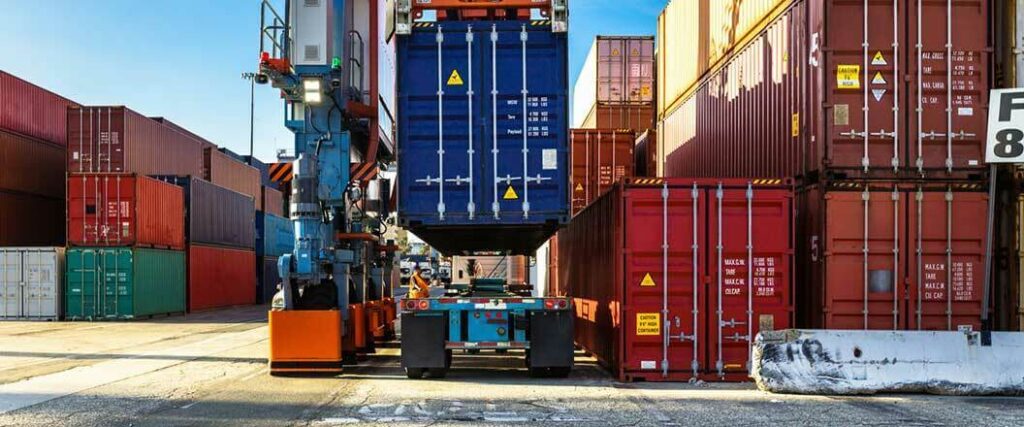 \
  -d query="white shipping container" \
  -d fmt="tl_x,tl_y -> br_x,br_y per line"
0,247 -> 64,320
573,36 -> 655,128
